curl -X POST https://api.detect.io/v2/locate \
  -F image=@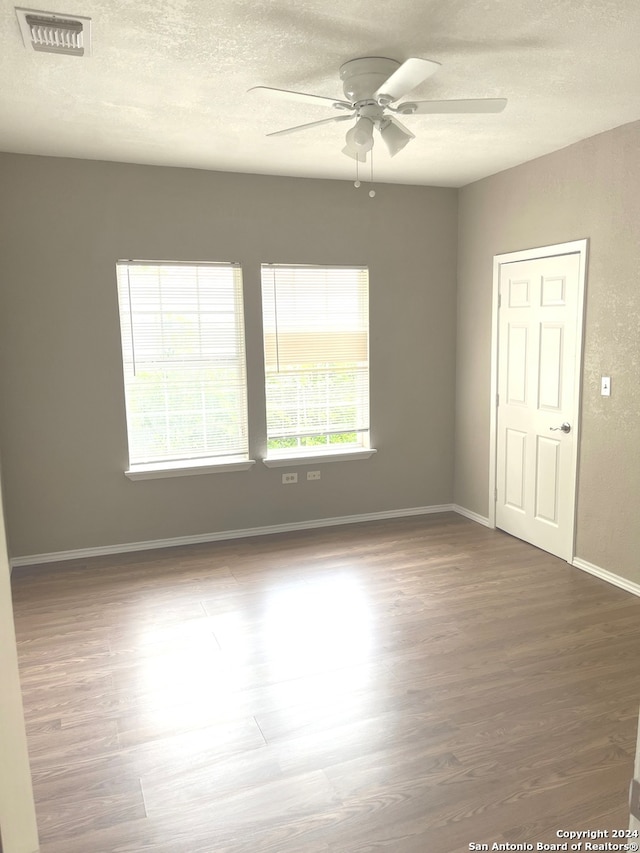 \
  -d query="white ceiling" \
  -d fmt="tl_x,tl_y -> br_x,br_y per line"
2,0 -> 640,187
